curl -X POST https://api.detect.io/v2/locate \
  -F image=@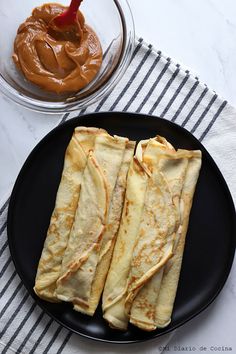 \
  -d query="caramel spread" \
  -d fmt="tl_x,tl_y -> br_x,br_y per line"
13,3 -> 103,94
